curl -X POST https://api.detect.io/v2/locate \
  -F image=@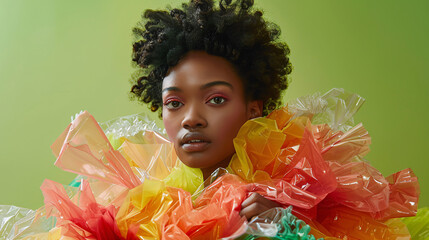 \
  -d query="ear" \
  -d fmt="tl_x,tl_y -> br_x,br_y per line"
247,100 -> 263,119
